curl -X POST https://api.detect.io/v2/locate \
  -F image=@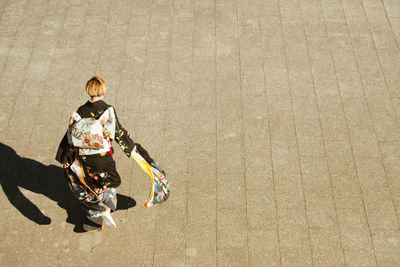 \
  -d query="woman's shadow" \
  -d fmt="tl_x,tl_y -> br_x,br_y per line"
0,143 -> 136,232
